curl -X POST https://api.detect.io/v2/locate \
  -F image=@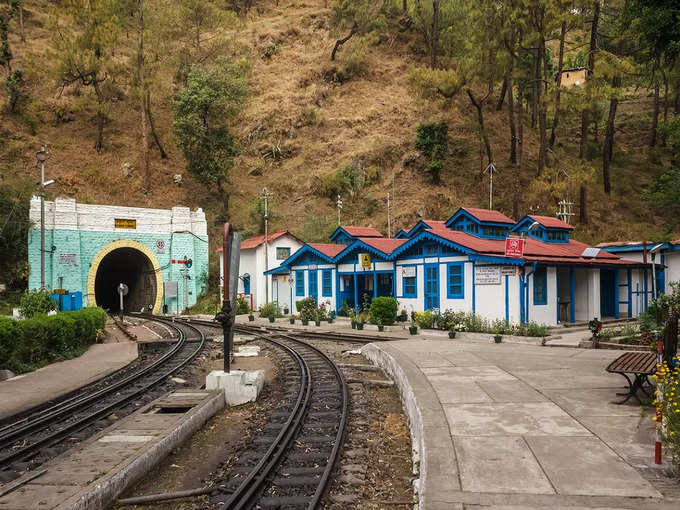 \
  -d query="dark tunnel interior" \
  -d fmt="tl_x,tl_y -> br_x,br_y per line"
94,247 -> 157,312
